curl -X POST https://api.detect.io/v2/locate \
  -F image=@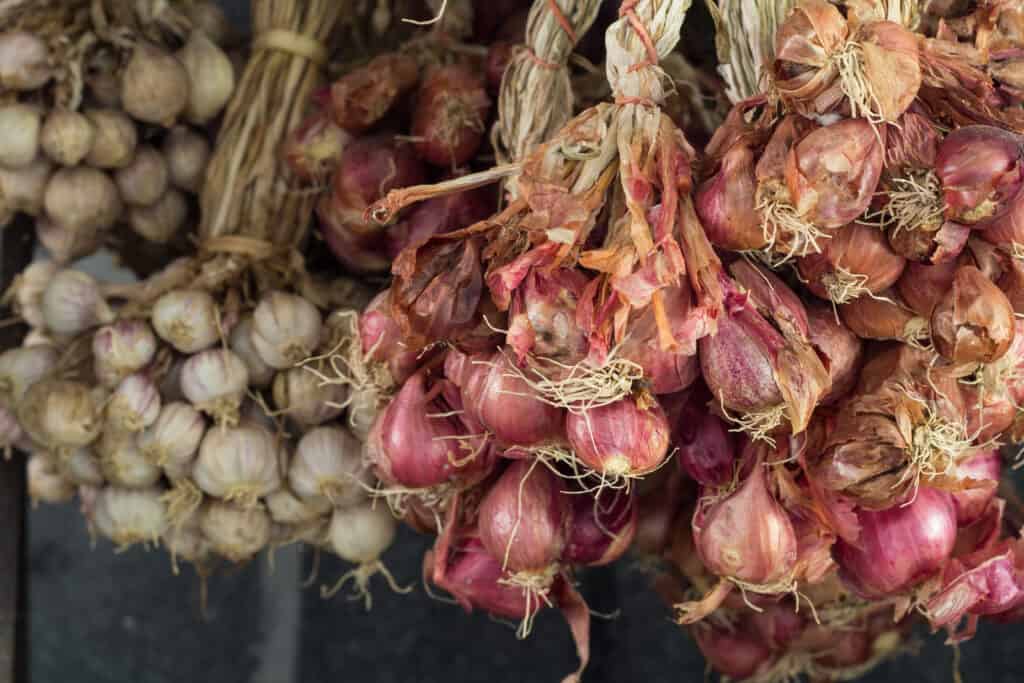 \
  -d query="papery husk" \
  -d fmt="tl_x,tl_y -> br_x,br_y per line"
705,0 -> 795,103
839,289 -> 931,347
